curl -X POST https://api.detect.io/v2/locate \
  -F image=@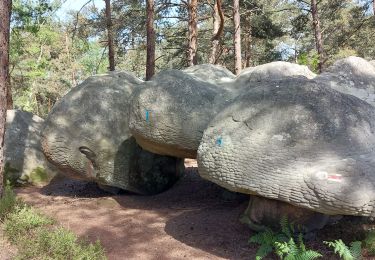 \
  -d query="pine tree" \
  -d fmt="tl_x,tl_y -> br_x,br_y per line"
0,0 -> 12,197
